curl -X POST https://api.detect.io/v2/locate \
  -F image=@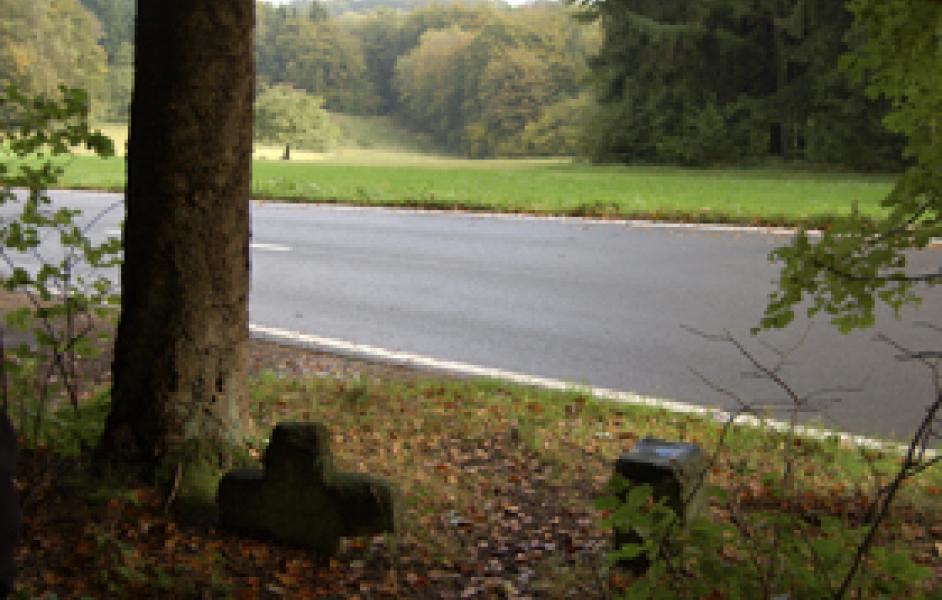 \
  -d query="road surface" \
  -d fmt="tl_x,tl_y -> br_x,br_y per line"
9,190 -> 941,442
